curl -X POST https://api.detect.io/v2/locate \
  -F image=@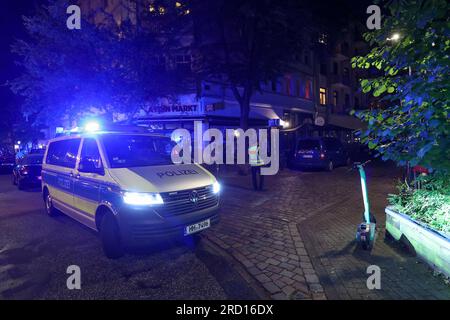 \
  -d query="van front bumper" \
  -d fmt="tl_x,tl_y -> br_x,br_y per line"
116,204 -> 220,246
